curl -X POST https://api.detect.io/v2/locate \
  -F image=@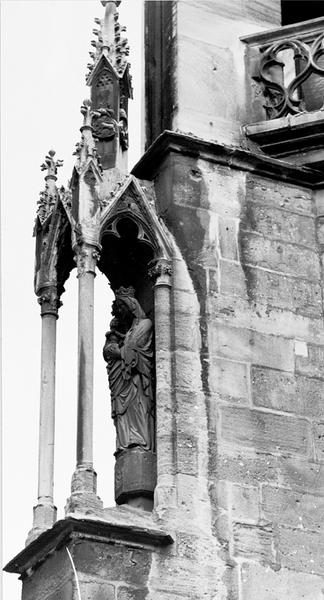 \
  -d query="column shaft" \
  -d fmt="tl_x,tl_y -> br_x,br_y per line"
66,244 -> 103,516
151,260 -> 176,514
38,313 -> 57,500
76,271 -> 94,468
154,283 -> 174,482
27,292 -> 59,544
